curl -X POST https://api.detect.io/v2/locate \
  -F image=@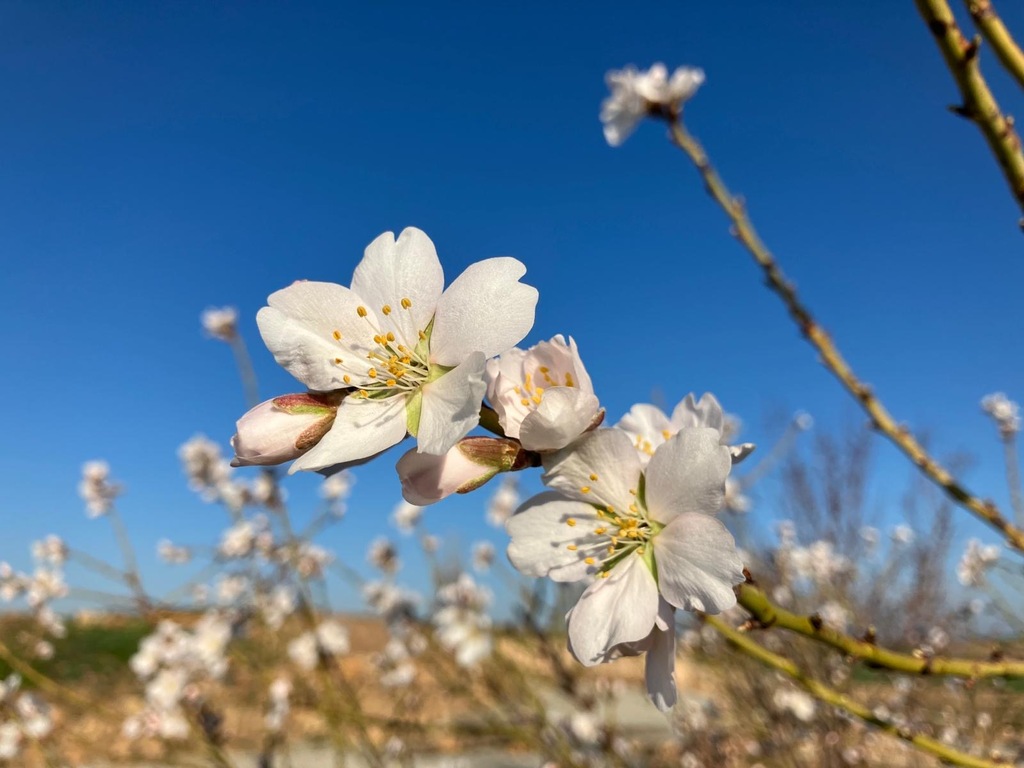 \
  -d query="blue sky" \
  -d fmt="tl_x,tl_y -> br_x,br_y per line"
3,1 -> 1023,612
